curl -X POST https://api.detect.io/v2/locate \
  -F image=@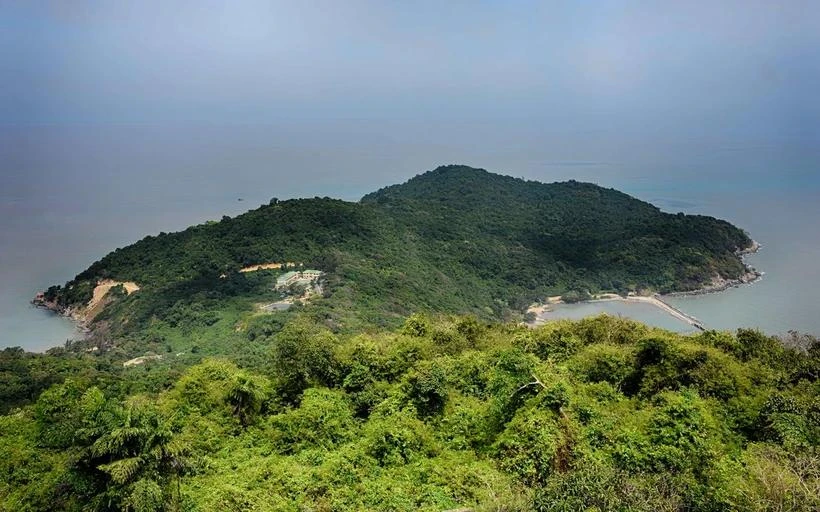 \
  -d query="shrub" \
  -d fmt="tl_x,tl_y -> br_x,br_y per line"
270,388 -> 357,453
437,394 -> 490,450
402,360 -> 448,417
518,323 -> 585,361
401,313 -> 429,337
493,406 -> 562,485
570,344 -> 634,386
363,409 -> 437,466
645,390 -> 720,472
